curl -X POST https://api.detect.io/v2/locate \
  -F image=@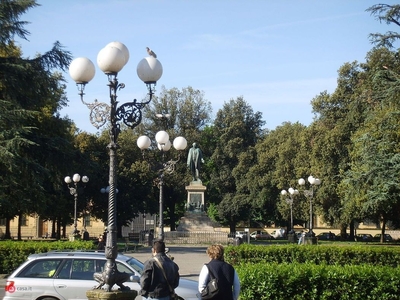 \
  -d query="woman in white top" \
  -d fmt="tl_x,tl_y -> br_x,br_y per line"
198,244 -> 240,300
